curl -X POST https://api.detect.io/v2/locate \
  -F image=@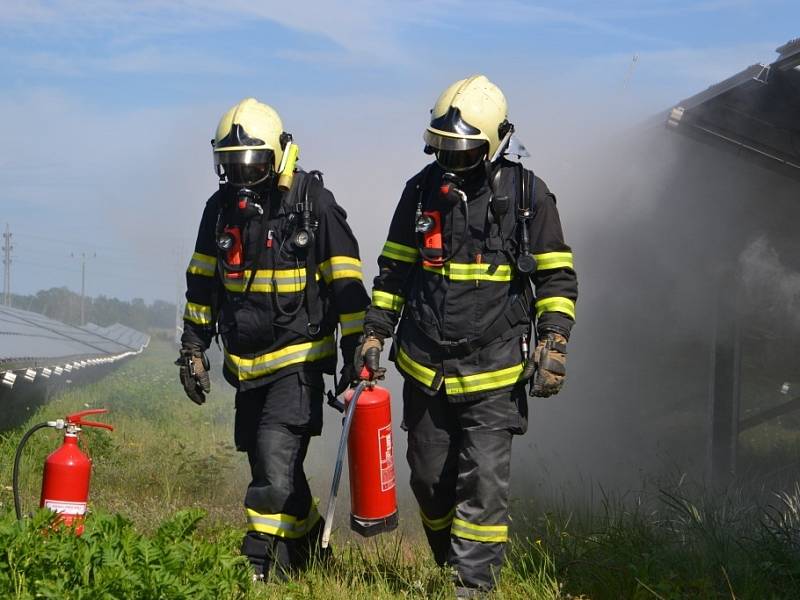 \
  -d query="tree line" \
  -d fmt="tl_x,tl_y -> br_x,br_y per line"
8,287 -> 176,332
